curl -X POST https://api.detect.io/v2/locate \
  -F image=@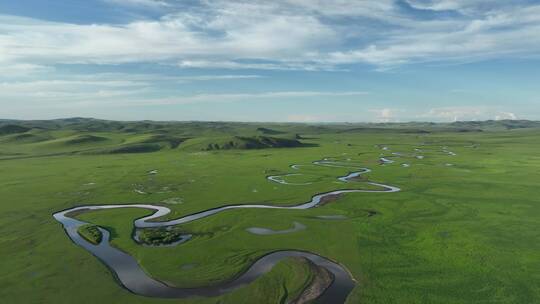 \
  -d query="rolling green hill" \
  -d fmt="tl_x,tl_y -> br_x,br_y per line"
0,124 -> 31,135
193,135 -> 309,151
